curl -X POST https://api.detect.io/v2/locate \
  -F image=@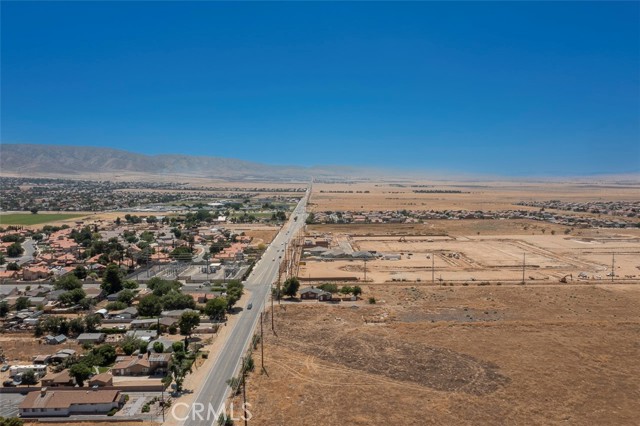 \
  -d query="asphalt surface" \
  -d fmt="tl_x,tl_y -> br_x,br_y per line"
14,238 -> 36,265
182,190 -> 309,426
